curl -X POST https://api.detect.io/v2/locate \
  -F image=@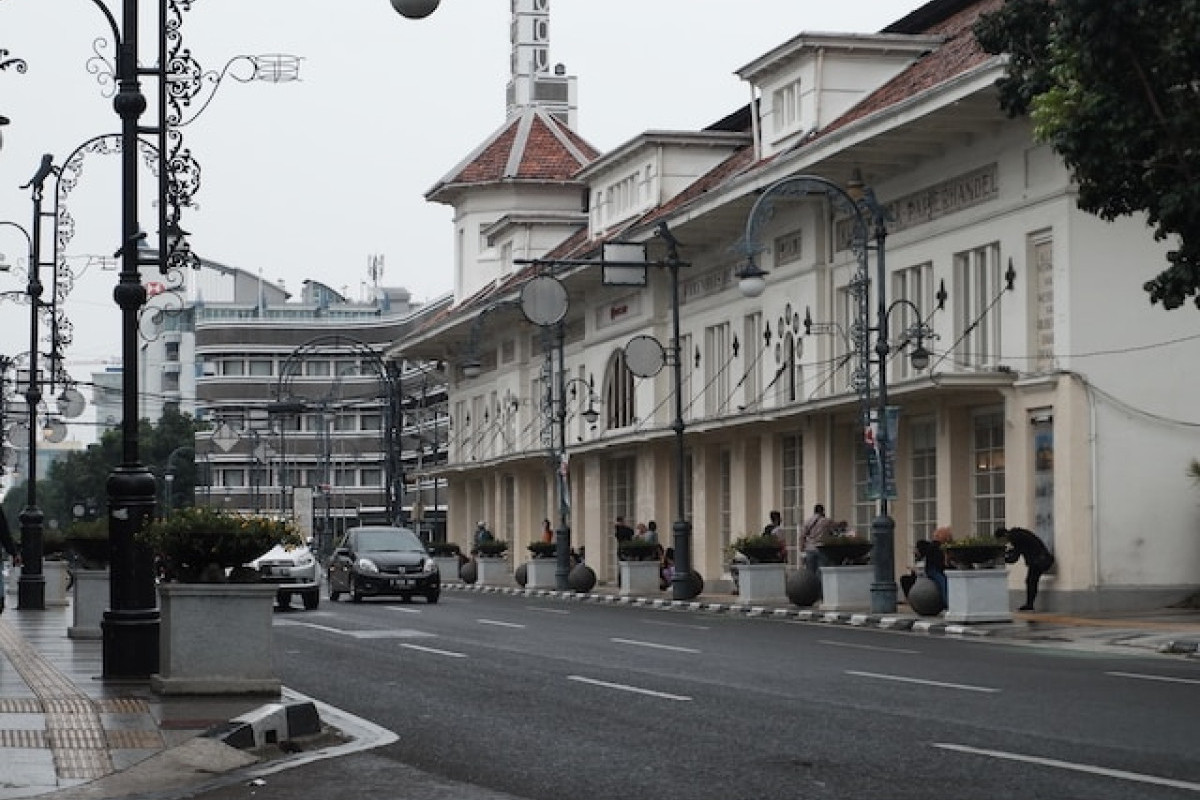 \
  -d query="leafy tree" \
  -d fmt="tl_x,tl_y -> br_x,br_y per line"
974,0 -> 1200,310
2,408 -> 203,537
